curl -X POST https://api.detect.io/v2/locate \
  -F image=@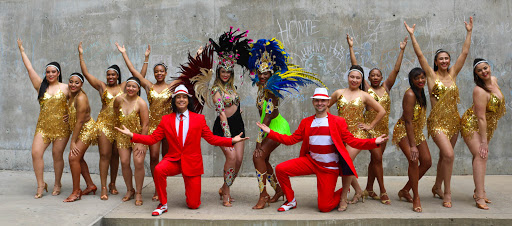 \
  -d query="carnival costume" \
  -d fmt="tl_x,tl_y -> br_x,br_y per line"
365,88 -> 391,138
336,93 -> 367,139
461,89 -> 505,142
36,87 -> 71,143
427,73 -> 461,138
248,38 -> 326,195
68,91 -> 98,145
392,90 -> 427,146
96,89 -> 123,143
147,87 -> 172,134
116,99 -> 142,149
